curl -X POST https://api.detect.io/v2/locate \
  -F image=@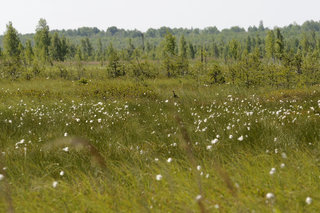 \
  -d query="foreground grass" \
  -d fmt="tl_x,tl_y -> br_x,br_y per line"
0,79 -> 320,212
